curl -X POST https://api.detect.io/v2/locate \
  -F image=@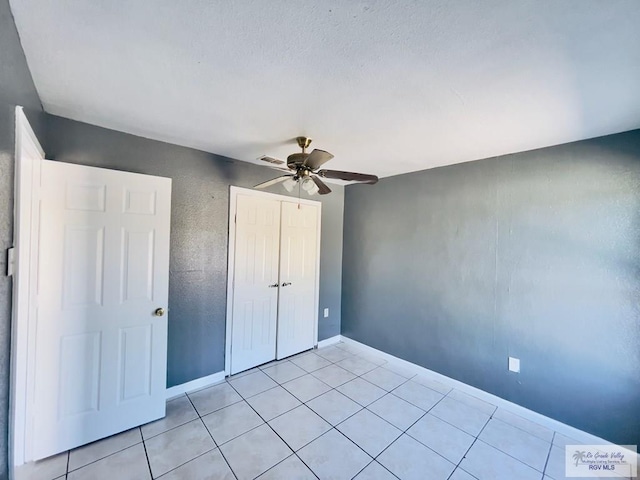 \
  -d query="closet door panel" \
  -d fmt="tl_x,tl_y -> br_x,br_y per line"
277,201 -> 319,359
230,195 -> 281,374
